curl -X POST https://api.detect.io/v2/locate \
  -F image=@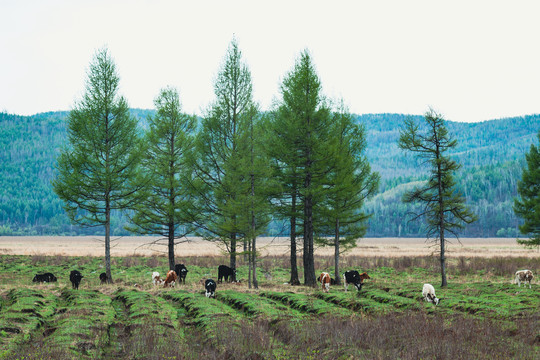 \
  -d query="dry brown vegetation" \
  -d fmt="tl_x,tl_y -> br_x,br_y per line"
0,236 -> 537,258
